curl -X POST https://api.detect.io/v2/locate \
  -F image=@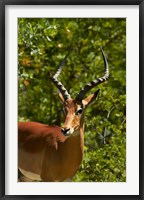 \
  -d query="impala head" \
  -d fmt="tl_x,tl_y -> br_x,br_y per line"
50,47 -> 109,136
